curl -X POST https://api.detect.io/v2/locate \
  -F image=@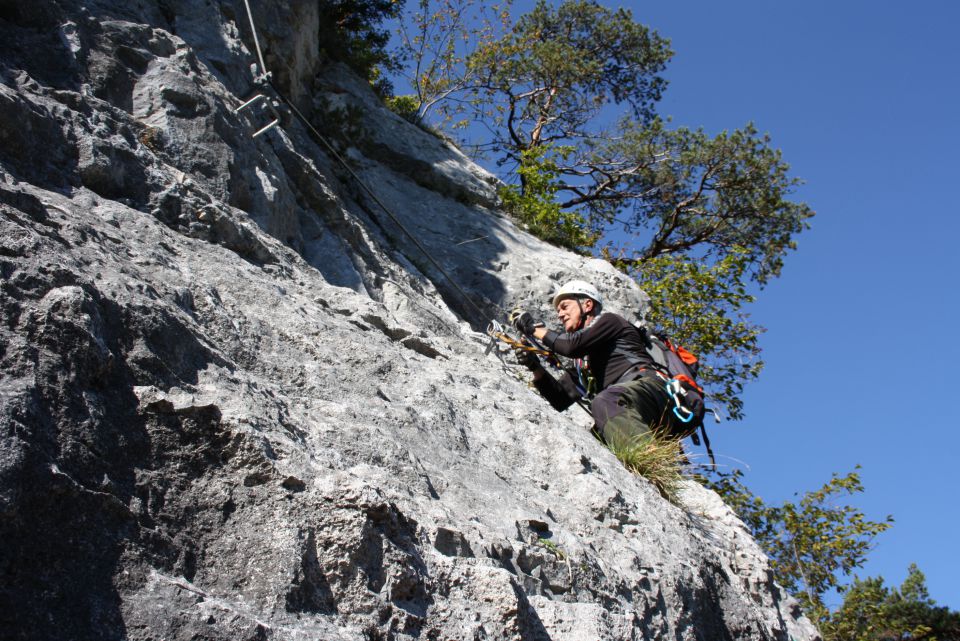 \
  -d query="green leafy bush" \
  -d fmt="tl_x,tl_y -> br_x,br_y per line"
822,564 -> 960,641
498,147 -> 600,252
385,93 -> 420,122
